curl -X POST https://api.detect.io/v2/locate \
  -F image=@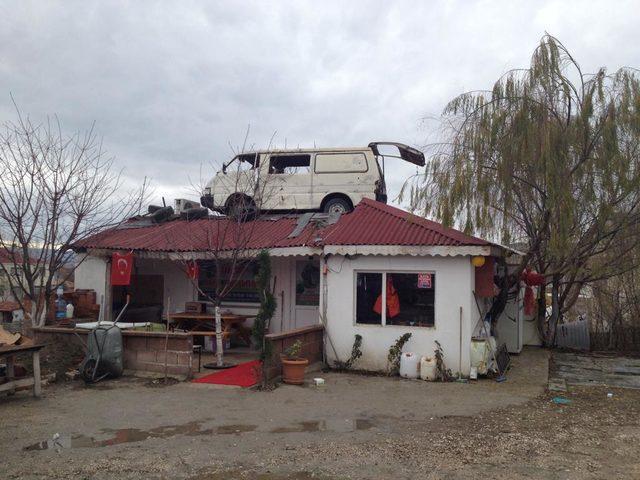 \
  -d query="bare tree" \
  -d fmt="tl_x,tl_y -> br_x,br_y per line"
0,105 -> 149,327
